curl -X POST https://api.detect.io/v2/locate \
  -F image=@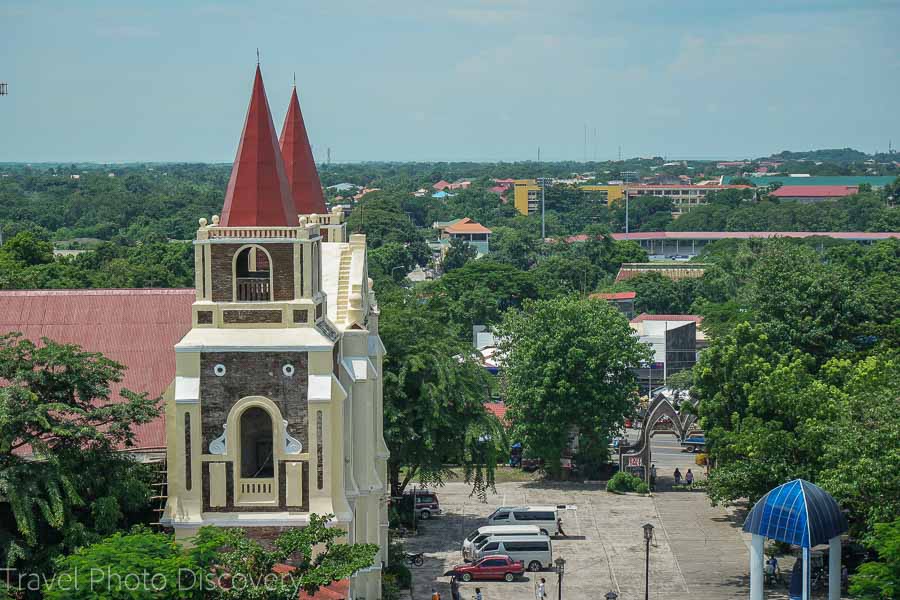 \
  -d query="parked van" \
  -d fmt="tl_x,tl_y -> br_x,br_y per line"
487,506 -> 559,535
473,534 -> 553,571
462,525 -> 540,561
402,489 -> 441,520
